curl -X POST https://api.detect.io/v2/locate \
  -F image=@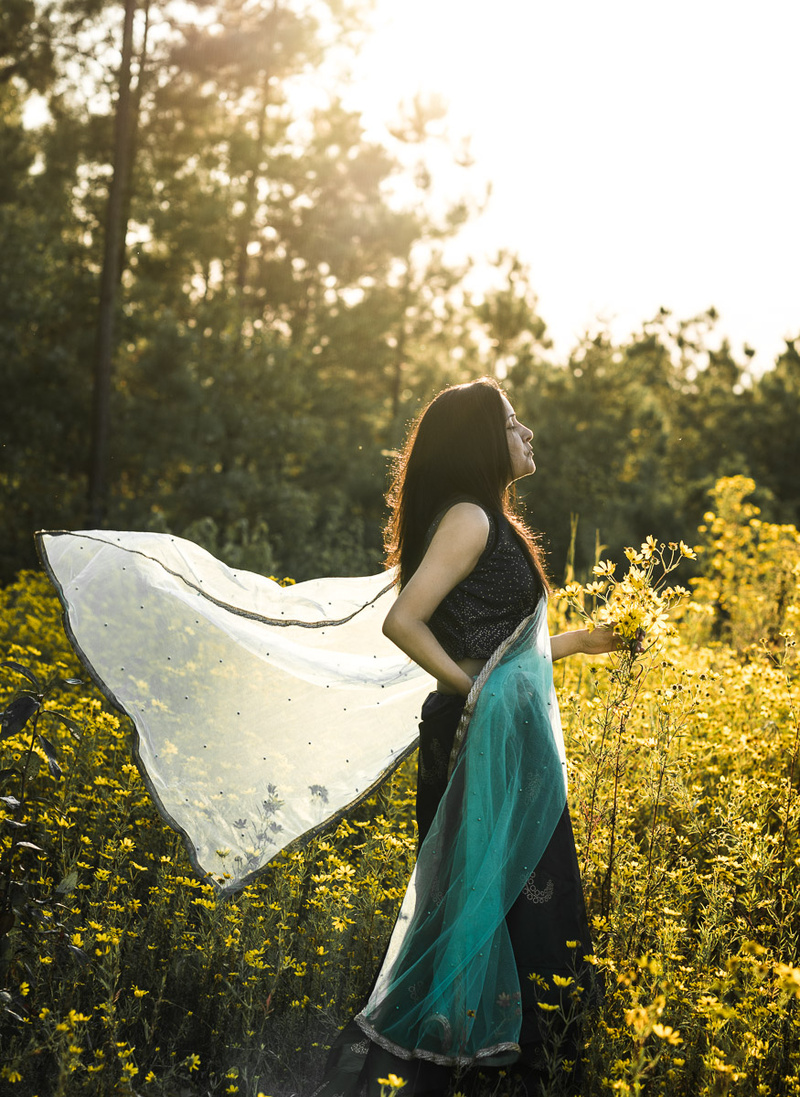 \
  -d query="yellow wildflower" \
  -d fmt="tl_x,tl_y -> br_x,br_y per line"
592,560 -> 616,577
652,1023 -> 682,1044
377,1076 -> 406,1091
